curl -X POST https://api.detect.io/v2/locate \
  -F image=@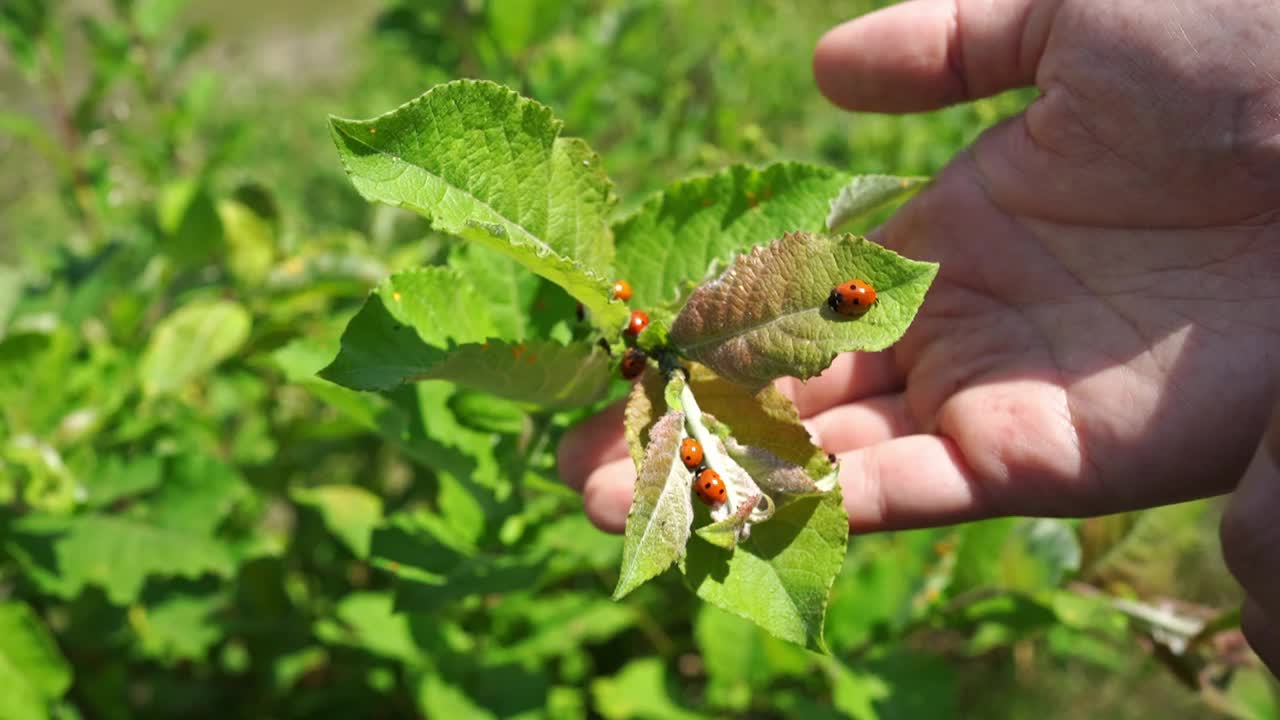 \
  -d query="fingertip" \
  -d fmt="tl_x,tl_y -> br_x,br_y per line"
814,2 -> 966,113
557,400 -> 629,492
582,457 -> 636,534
